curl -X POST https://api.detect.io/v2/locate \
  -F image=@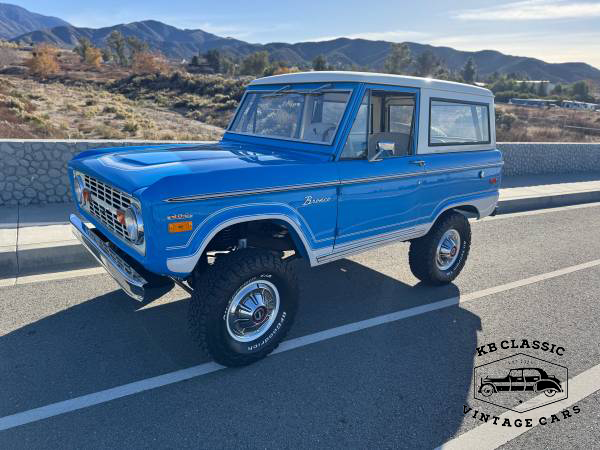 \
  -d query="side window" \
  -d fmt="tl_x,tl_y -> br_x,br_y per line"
523,369 -> 541,379
341,90 -> 416,160
340,93 -> 369,159
509,369 -> 523,379
429,99 -> 490,146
